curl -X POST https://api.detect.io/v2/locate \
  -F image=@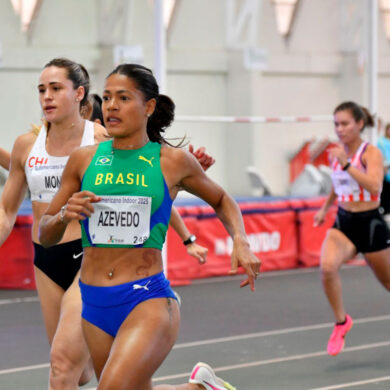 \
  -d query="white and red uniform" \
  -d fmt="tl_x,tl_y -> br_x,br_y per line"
25,120 -> 94,202
331,141 -> 380,203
